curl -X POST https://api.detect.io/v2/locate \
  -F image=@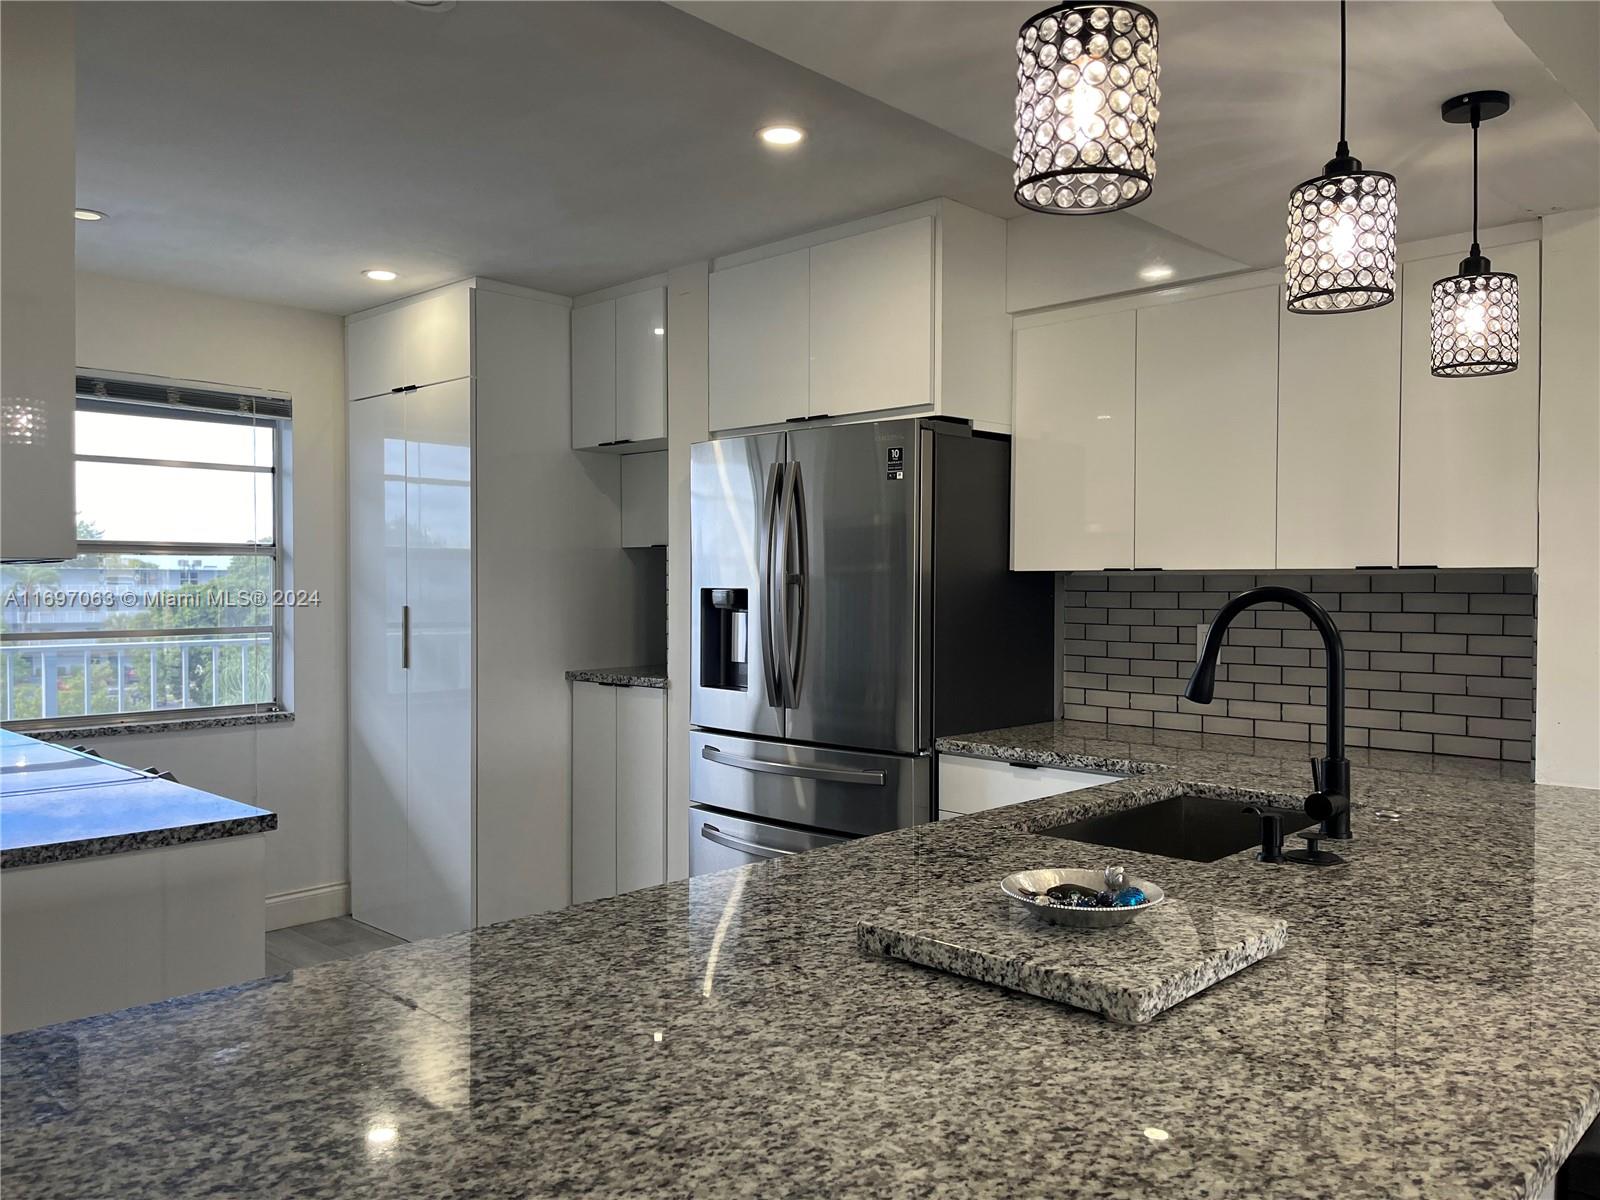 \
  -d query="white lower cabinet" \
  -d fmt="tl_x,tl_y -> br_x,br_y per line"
938,754 -> 1122,820
571,682 -> 667,903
